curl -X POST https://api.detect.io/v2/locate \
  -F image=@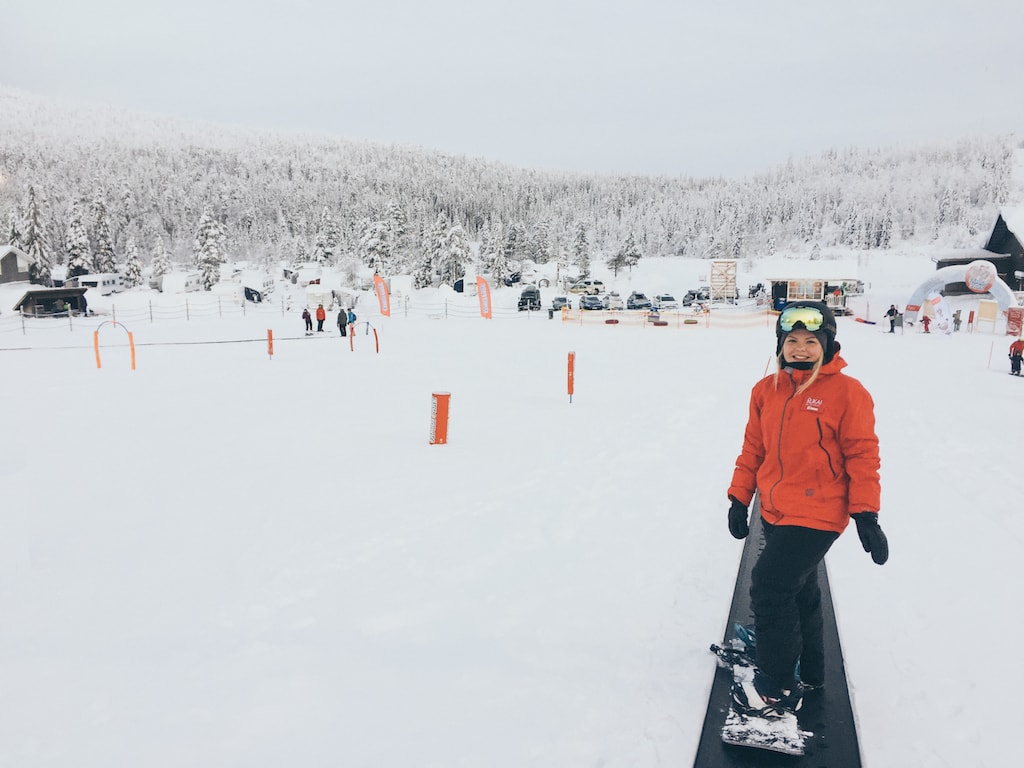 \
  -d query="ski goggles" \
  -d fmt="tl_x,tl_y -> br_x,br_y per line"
779,305 -> 825,332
